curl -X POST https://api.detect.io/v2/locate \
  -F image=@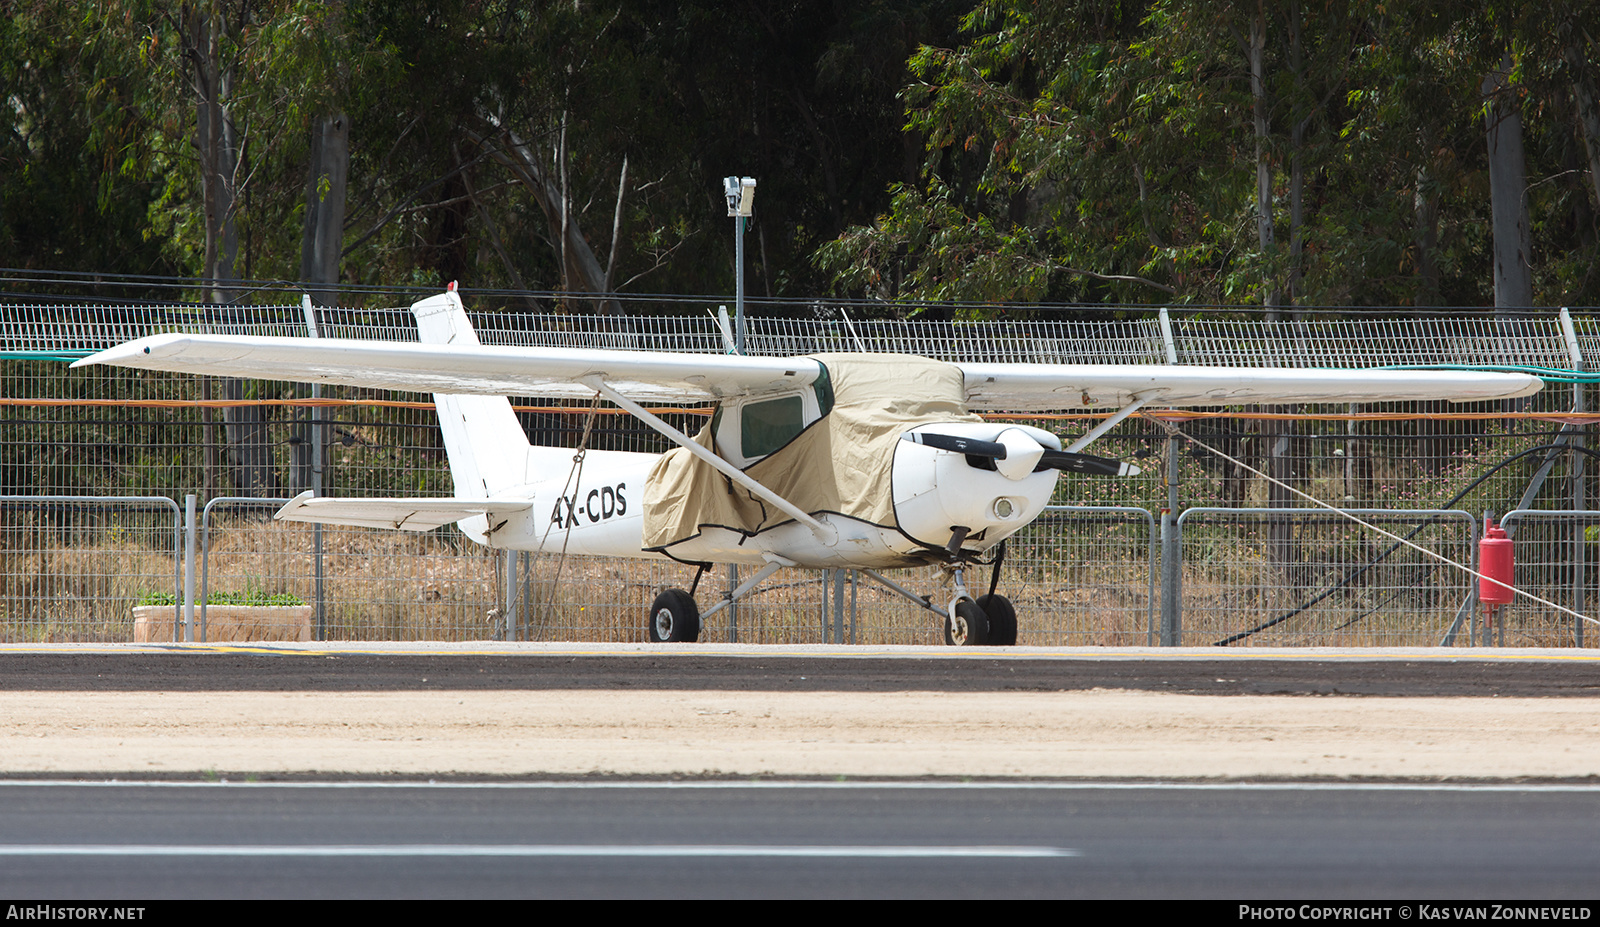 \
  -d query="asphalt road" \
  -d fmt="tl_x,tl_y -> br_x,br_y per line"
2,649 -> 1597,696
1,781 -> 1596,899
4,647 -> 1597,898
